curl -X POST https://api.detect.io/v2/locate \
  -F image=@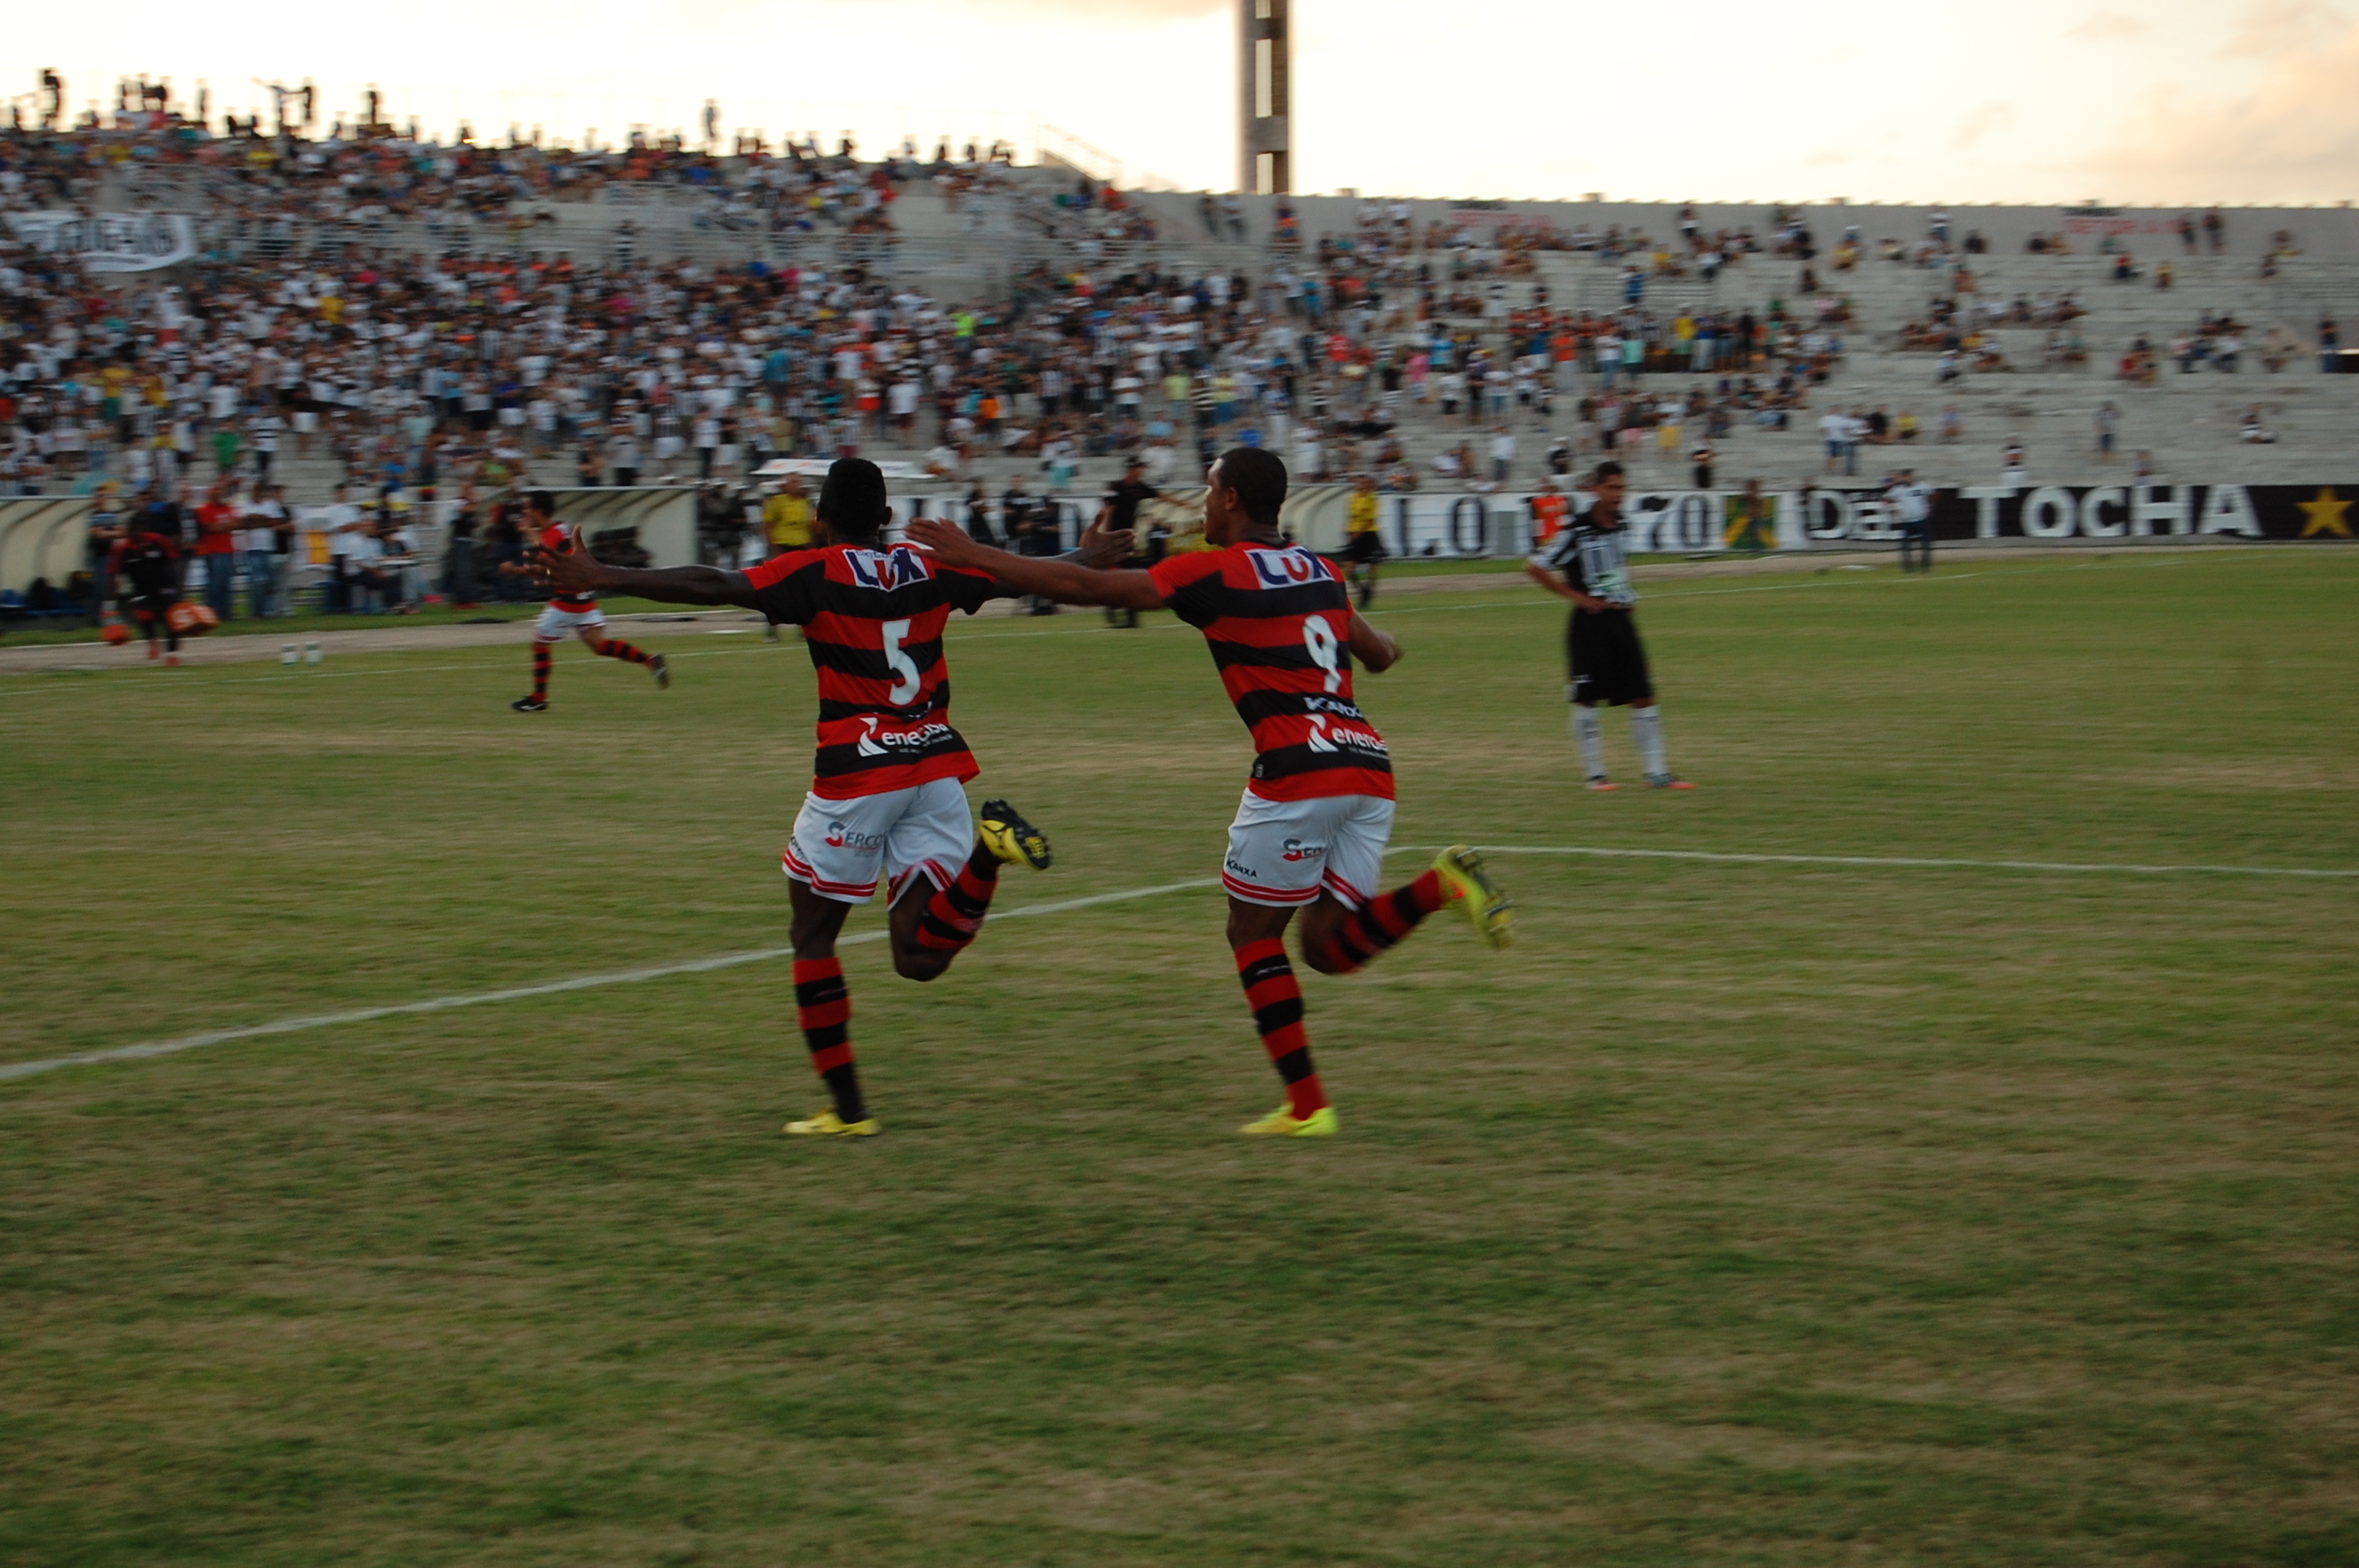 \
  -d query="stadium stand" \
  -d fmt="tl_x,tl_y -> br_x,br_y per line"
6,107 -> 2359,604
